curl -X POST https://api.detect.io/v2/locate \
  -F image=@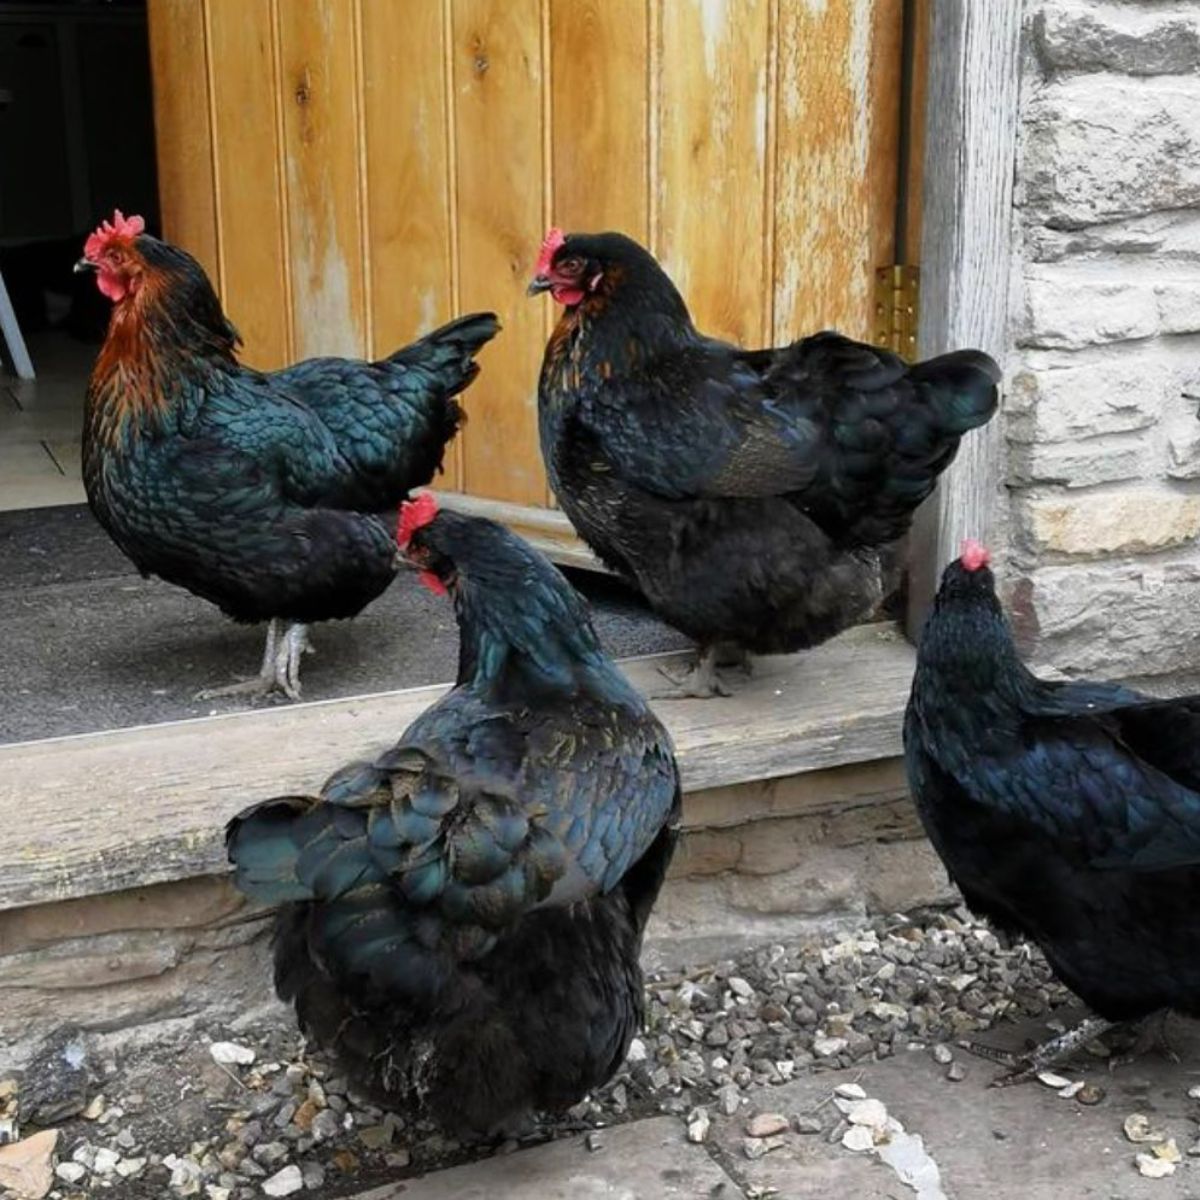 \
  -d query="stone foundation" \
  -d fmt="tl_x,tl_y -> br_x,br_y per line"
0,760 -> 956,1073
